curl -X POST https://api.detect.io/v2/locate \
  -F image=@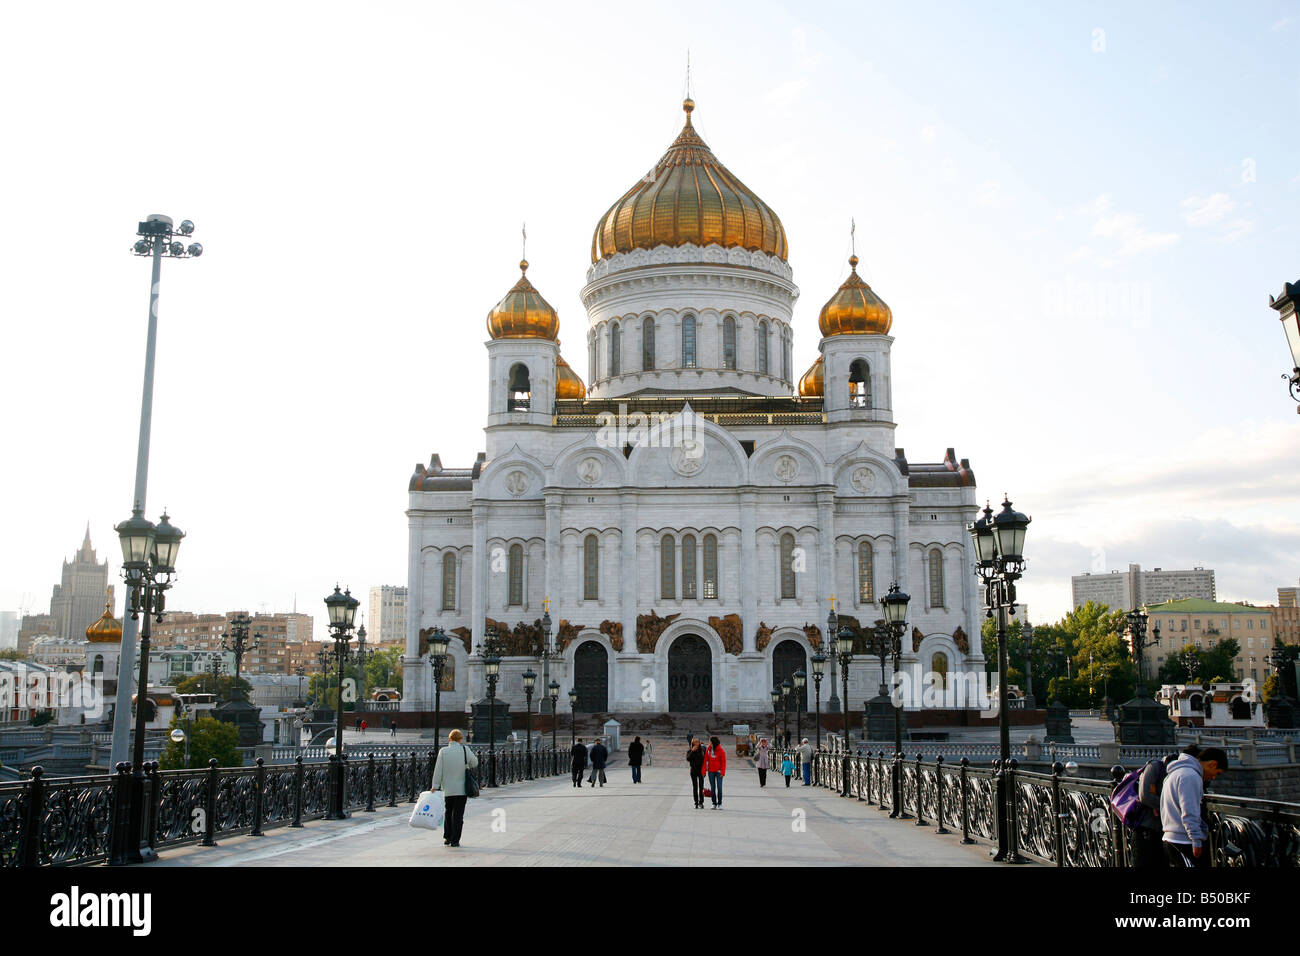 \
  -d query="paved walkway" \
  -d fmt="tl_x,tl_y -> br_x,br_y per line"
156,756 -> 996,867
